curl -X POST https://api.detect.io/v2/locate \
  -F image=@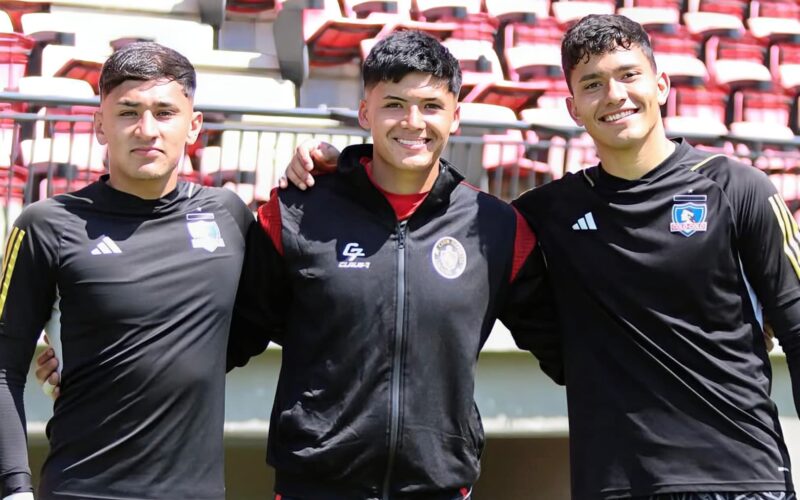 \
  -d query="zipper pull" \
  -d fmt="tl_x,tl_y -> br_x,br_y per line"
397,221 -> 407,249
